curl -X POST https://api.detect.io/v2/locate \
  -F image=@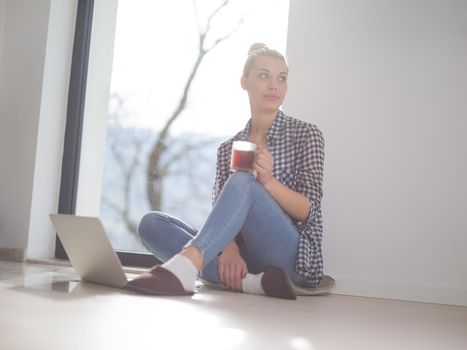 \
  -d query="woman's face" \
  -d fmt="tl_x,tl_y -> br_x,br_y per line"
241,55 -> 288,114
